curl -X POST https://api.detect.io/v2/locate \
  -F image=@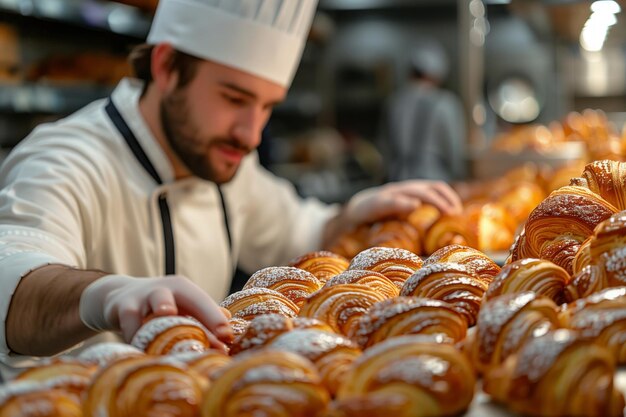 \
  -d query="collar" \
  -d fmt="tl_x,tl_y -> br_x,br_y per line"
110,78 -> 175,184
